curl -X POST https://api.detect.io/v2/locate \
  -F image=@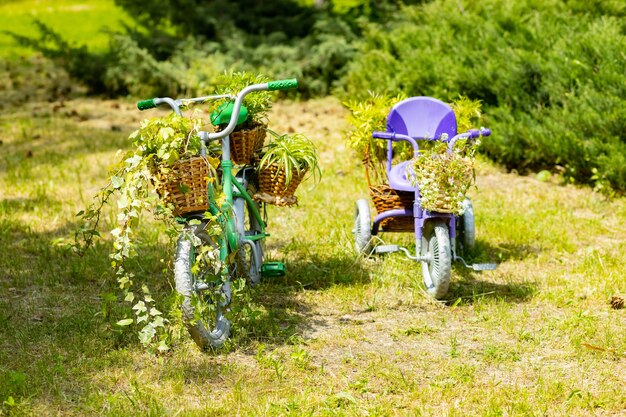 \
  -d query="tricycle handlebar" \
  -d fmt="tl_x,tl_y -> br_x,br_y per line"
468,128 -> 491,138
